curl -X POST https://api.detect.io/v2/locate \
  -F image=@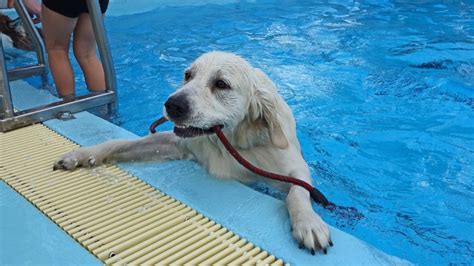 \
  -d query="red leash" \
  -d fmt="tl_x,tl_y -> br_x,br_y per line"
150,116 -> 331,207
211,125 -> 332,207
150,116 -> 365,220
